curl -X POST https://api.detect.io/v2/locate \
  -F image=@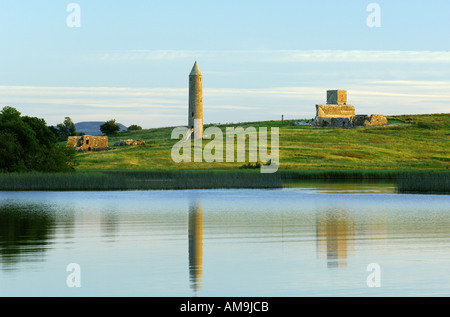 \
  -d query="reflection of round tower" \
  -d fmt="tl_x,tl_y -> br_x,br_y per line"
188,61 -> 203,139
188,199 -> 203,292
